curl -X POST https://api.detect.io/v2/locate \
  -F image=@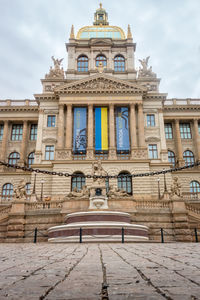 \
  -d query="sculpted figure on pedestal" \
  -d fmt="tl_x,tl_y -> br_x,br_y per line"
14,179 -> 27,200
92,159 -> 107,185
45,56 -> 64,79
108,185 -> 130,198
67,185 -> 89,198
170,177 -> 182,198
138,56 -> 156,78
